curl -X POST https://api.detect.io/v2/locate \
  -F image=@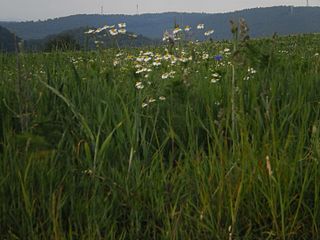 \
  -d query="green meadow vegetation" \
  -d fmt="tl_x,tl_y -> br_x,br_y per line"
1,25 -> 320,239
